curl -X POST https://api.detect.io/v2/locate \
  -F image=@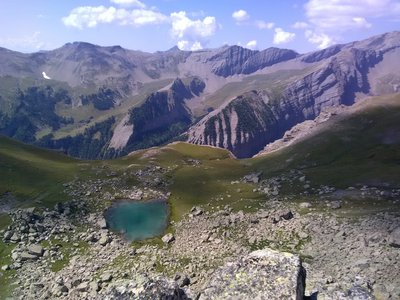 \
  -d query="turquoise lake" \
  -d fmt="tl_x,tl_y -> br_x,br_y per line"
105,200 -> 168,241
